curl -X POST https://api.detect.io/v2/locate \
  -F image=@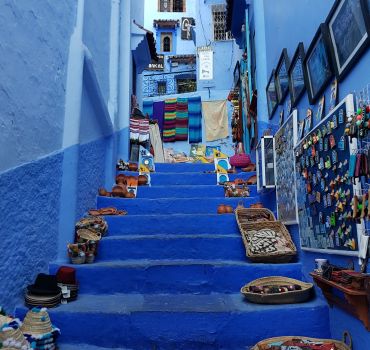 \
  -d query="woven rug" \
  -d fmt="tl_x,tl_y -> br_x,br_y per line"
175,98 -> 189,141
163,98 -> 177,142
188,96 -> 202,143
